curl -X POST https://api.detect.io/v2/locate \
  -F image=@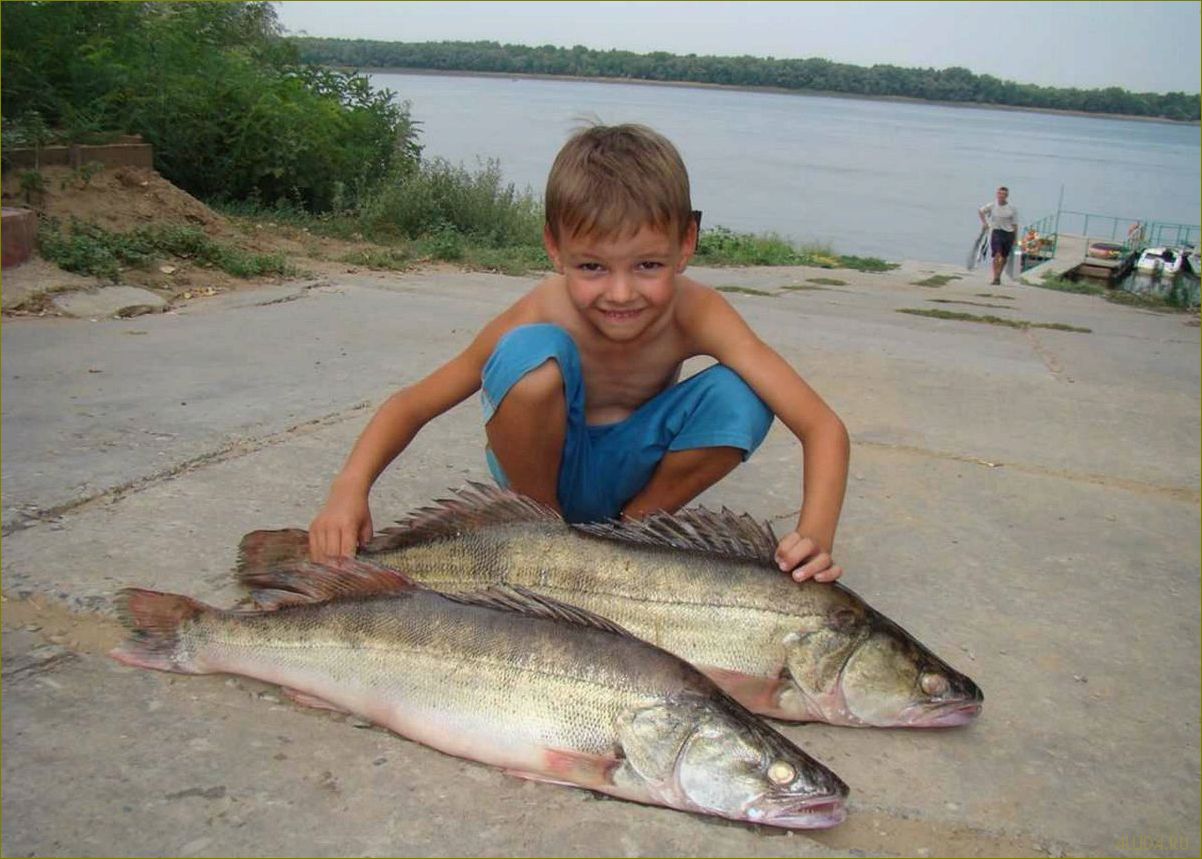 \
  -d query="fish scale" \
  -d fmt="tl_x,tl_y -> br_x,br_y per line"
371,525 -> 821,676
